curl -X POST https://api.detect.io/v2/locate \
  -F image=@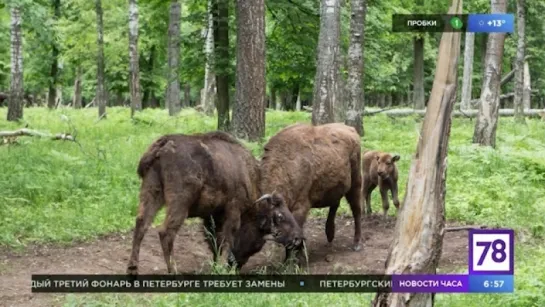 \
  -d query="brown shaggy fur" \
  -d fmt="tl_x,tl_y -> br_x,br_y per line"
259,123 -> 364,259
362,150 -> 400,217
126,131 -> 303,274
